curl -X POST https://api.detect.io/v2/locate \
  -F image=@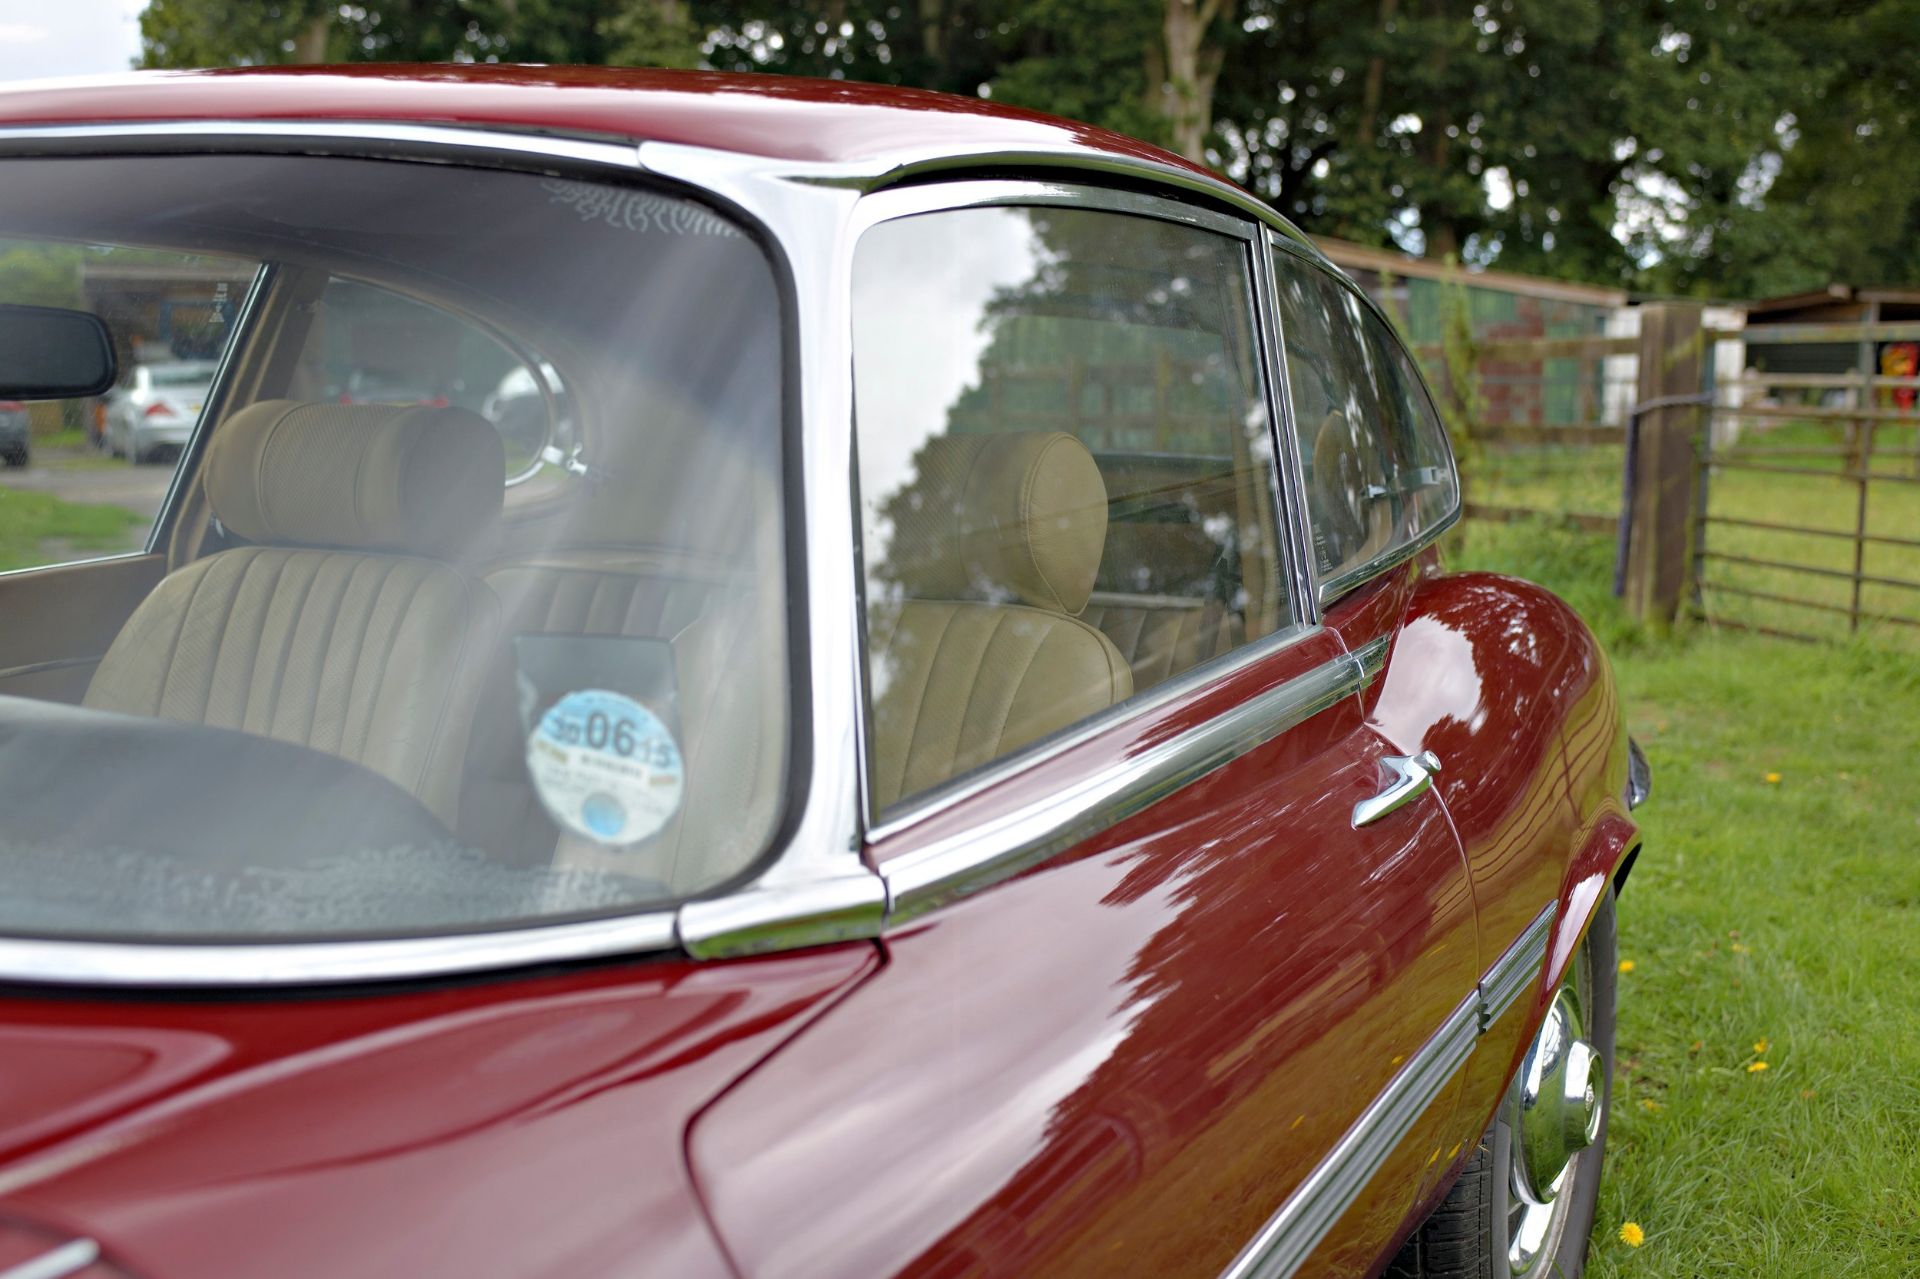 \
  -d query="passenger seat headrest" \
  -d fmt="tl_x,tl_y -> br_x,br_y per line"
205,400 -> 504,560
885,431 -> 1109,615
